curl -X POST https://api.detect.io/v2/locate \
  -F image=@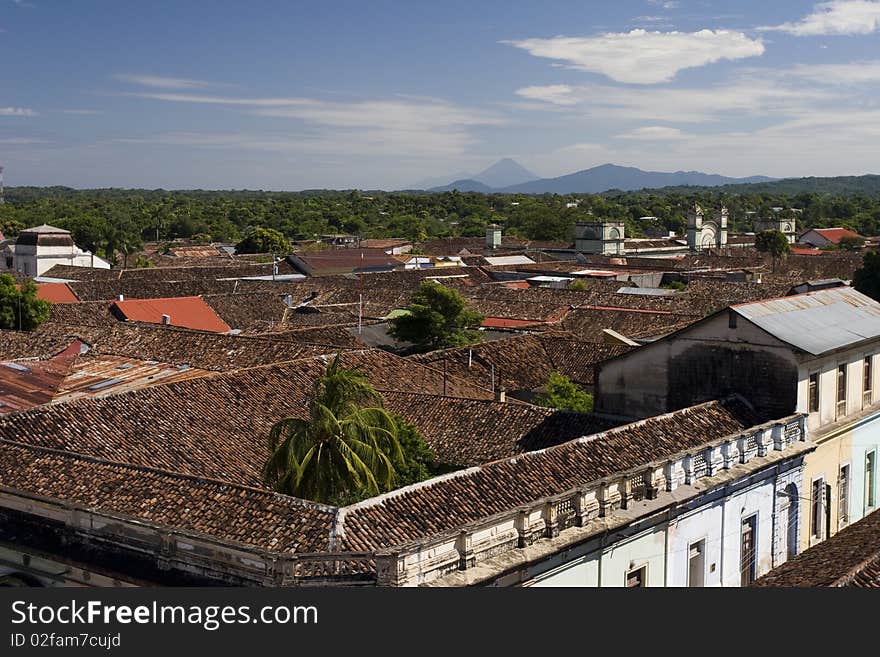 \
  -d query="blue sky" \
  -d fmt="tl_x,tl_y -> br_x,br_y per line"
2,0 -> 880,189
